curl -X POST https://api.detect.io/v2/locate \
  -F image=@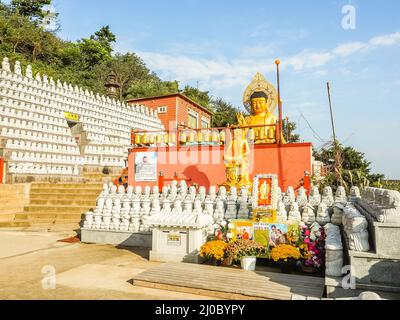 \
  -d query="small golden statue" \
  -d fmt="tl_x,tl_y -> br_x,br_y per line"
237,72 -> 286,144
223,128 -> 251,189
259,180 -> 271,201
